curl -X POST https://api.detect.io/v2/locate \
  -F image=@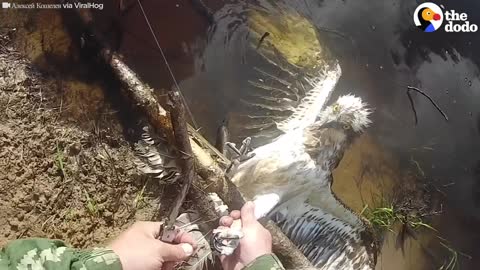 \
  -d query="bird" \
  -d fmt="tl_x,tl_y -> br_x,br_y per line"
230,95 -> 377,269
417,7 -> 441,32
